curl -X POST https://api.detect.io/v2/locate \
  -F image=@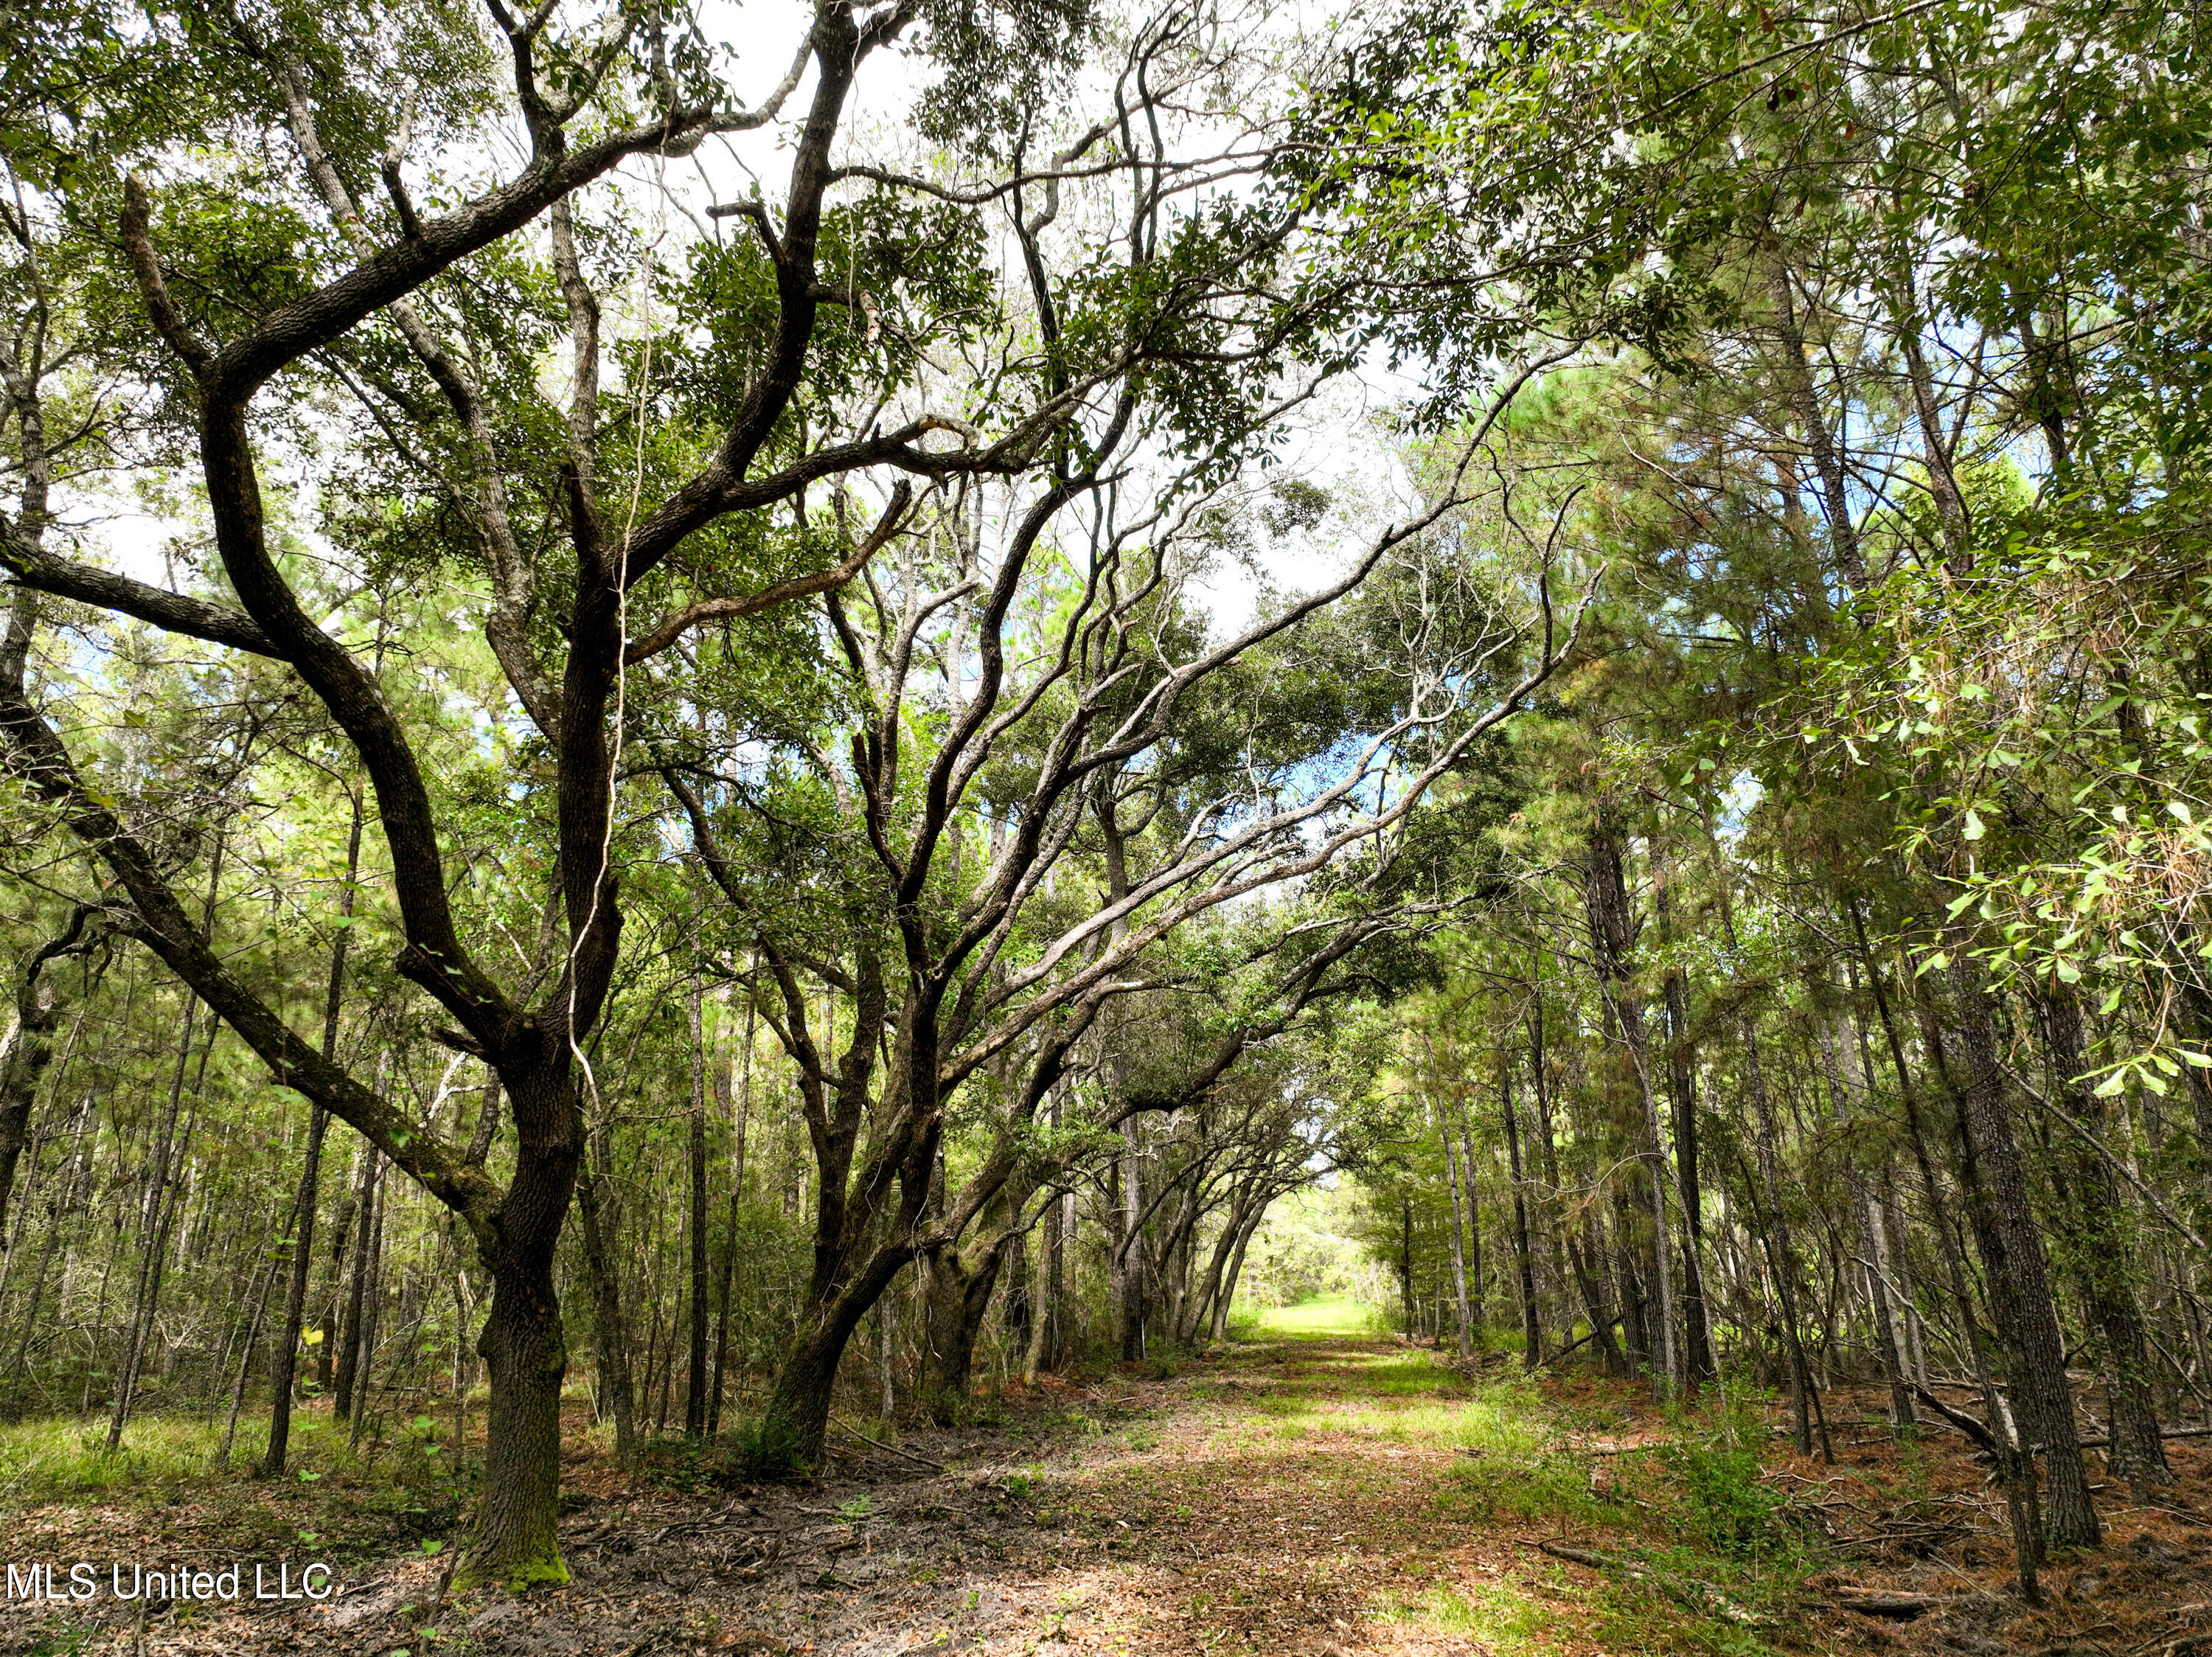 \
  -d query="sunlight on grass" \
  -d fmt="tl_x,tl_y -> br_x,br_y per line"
0,1411 -> 274,1504
1249,1294 -> 1375,1339
0,1406 -> 448,1513
1367,1580 -> 1571,1654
